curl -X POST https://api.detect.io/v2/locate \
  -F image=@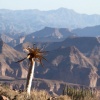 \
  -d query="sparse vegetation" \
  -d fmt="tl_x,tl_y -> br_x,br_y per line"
0,83 -> 99,100
0,84 -> 50,100
0,84 -> 71,100
63,85 -> 99,100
